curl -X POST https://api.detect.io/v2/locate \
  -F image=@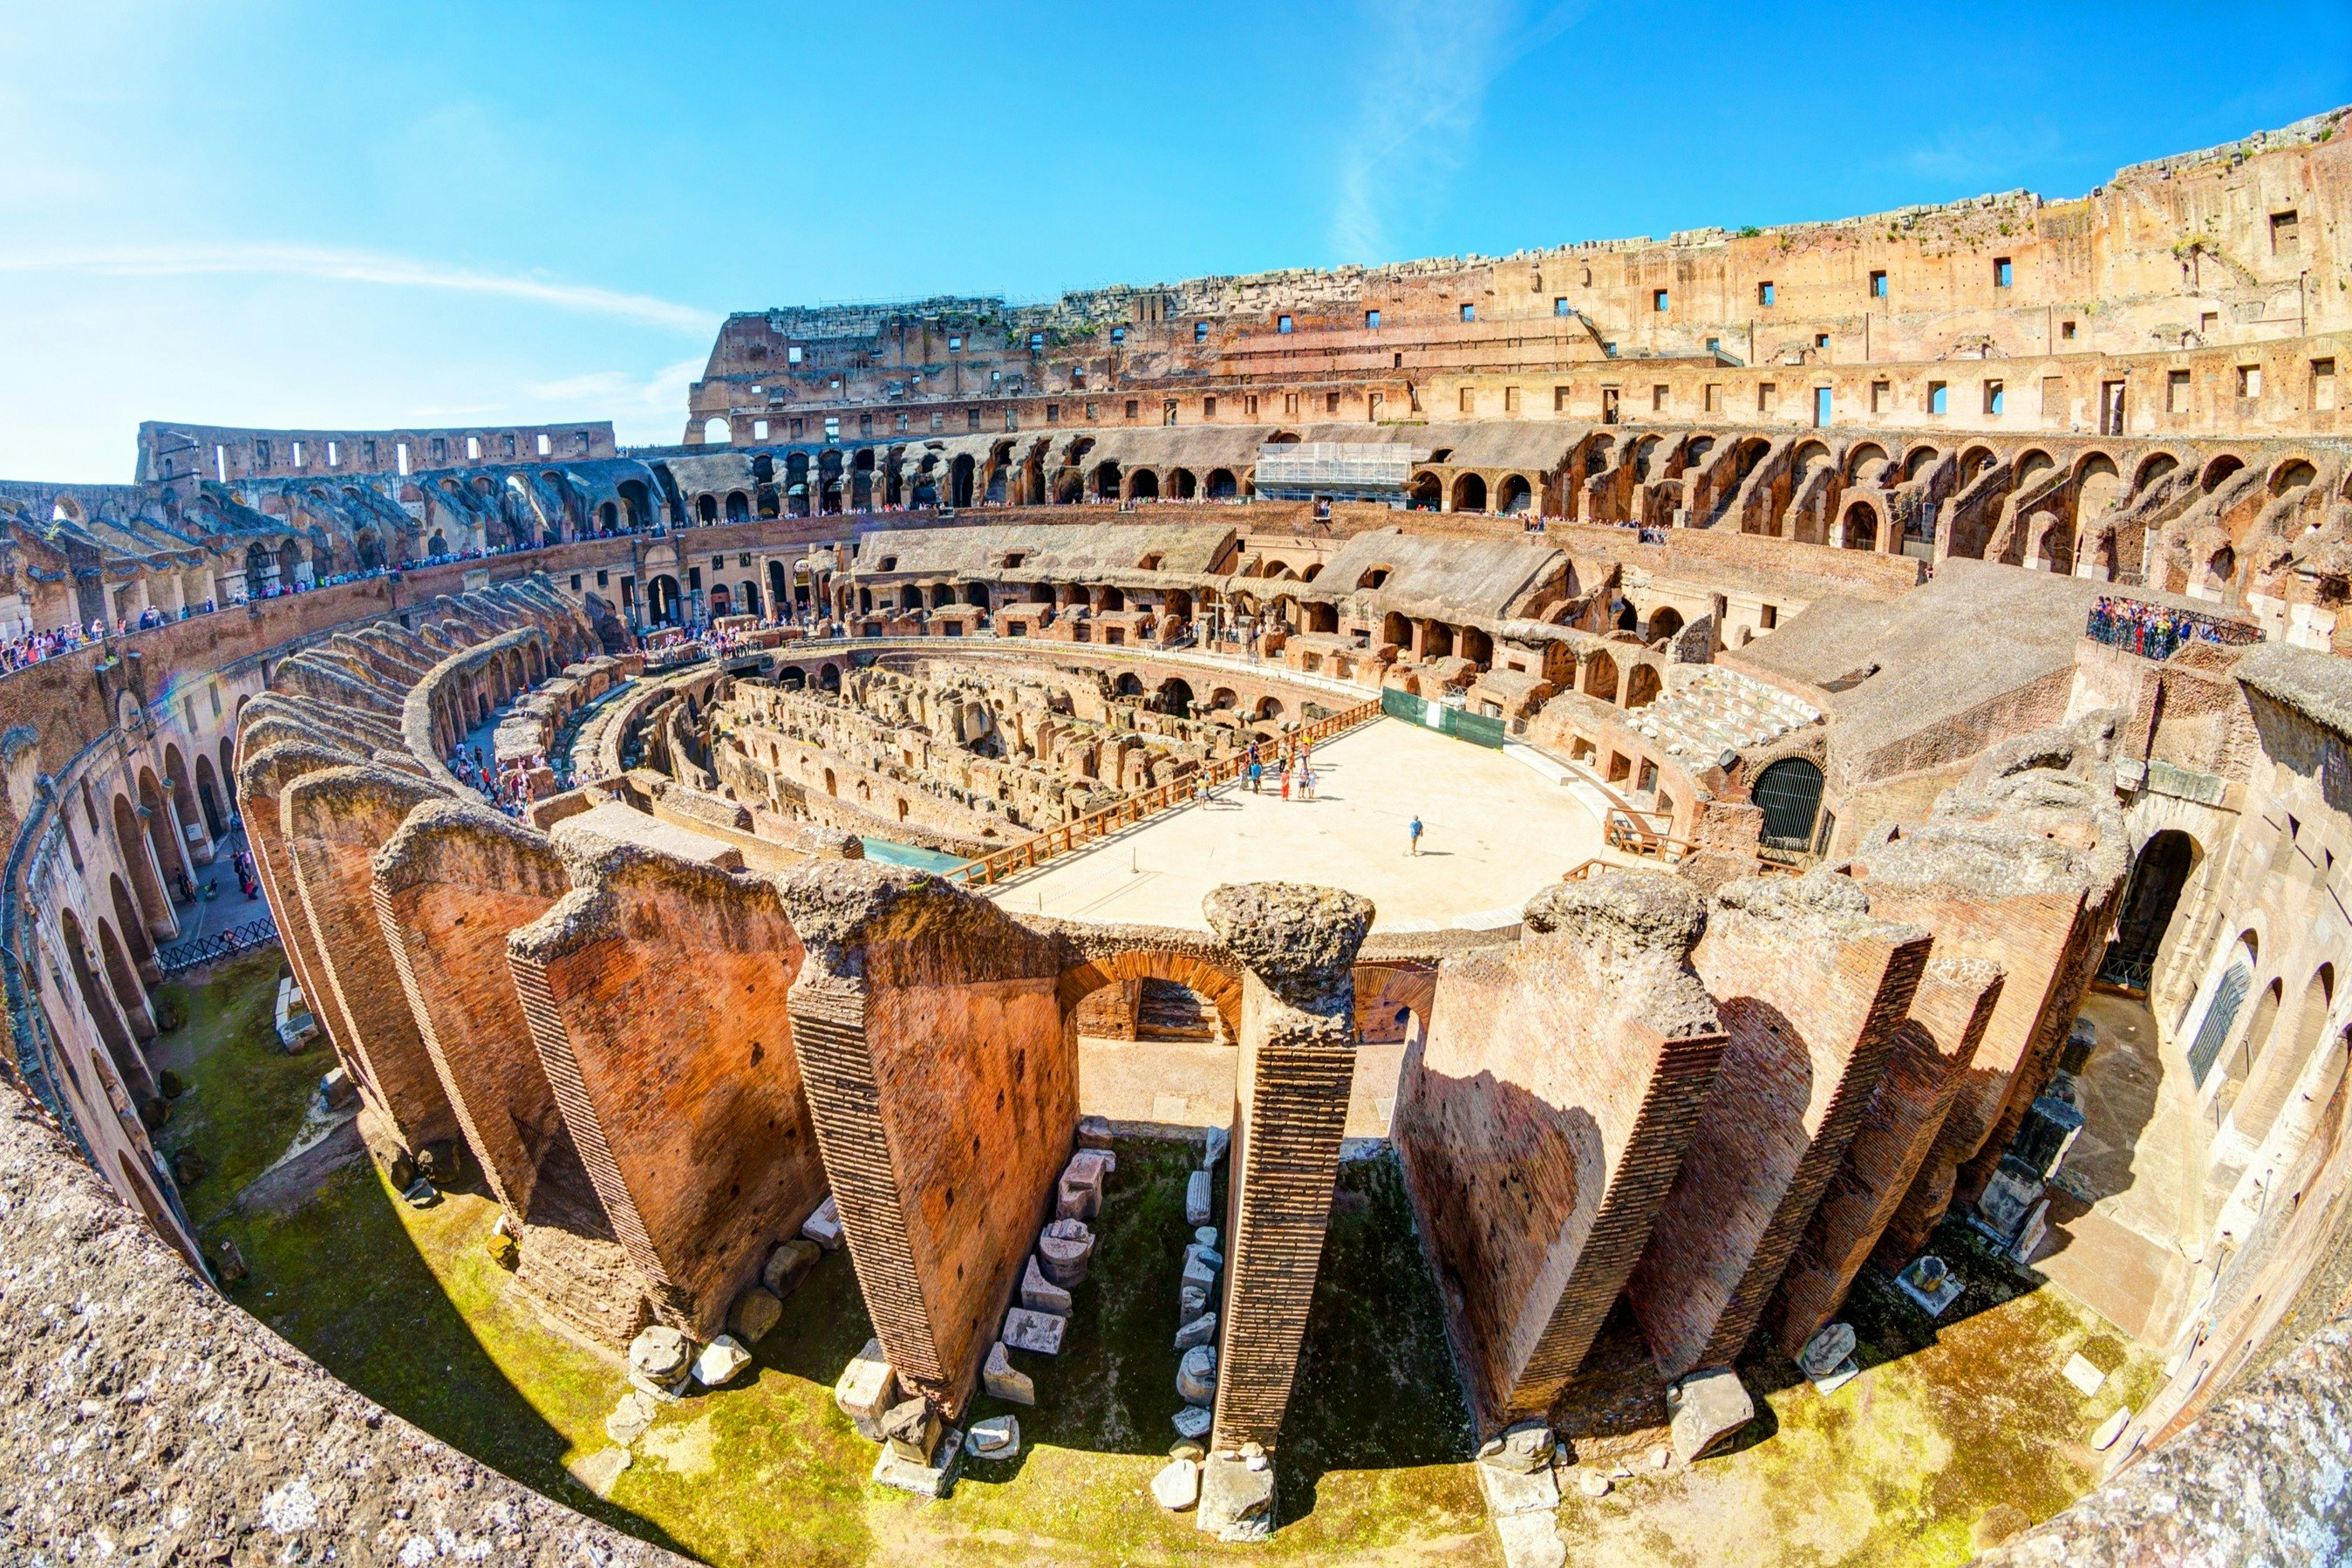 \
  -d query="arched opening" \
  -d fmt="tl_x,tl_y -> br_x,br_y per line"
1128,469 -> 1161,501
1169,468 -> 1197,501
703,417 -> 732,446
1452,473 -> 1490,513
1408,473 -> 1442,511
1206,468 -> 1237,500
725,491 -> 751,523
1496,474 -> 1533,515
107,875 -> 155,978
60,912 -> 153,1104
2101,830 -> 2197,992
1156,678 -> 1194,718
192,753 -> 226,839
2223,978 -> 2287,1100
949,454 -> 976,509
2188,937 -> 2259,1087
1253,696 -> 1285,722
1421,621 -> 1455,659
96,917 -> 154,1039
1582,650 -> 1619,702
1752,757 -> 1824,852
2233,965 -> 2336,1149
818,663 -> 842,693
2201,454 -> 2246,493
1063,956 -> 1241,1130
1460,626 -> 1493,668
823,767 -> 838,797
112,794 -> 174,940
1624,664 -> 1662,709
647,574 -> 683,625
1306,603 -> 1339,634
1647,606 -> 1685,643
1093,460 -> 1121,500
1114,672 -> 1146,699
1381,611 -> 1411,649
1839,501 -> 1878,550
